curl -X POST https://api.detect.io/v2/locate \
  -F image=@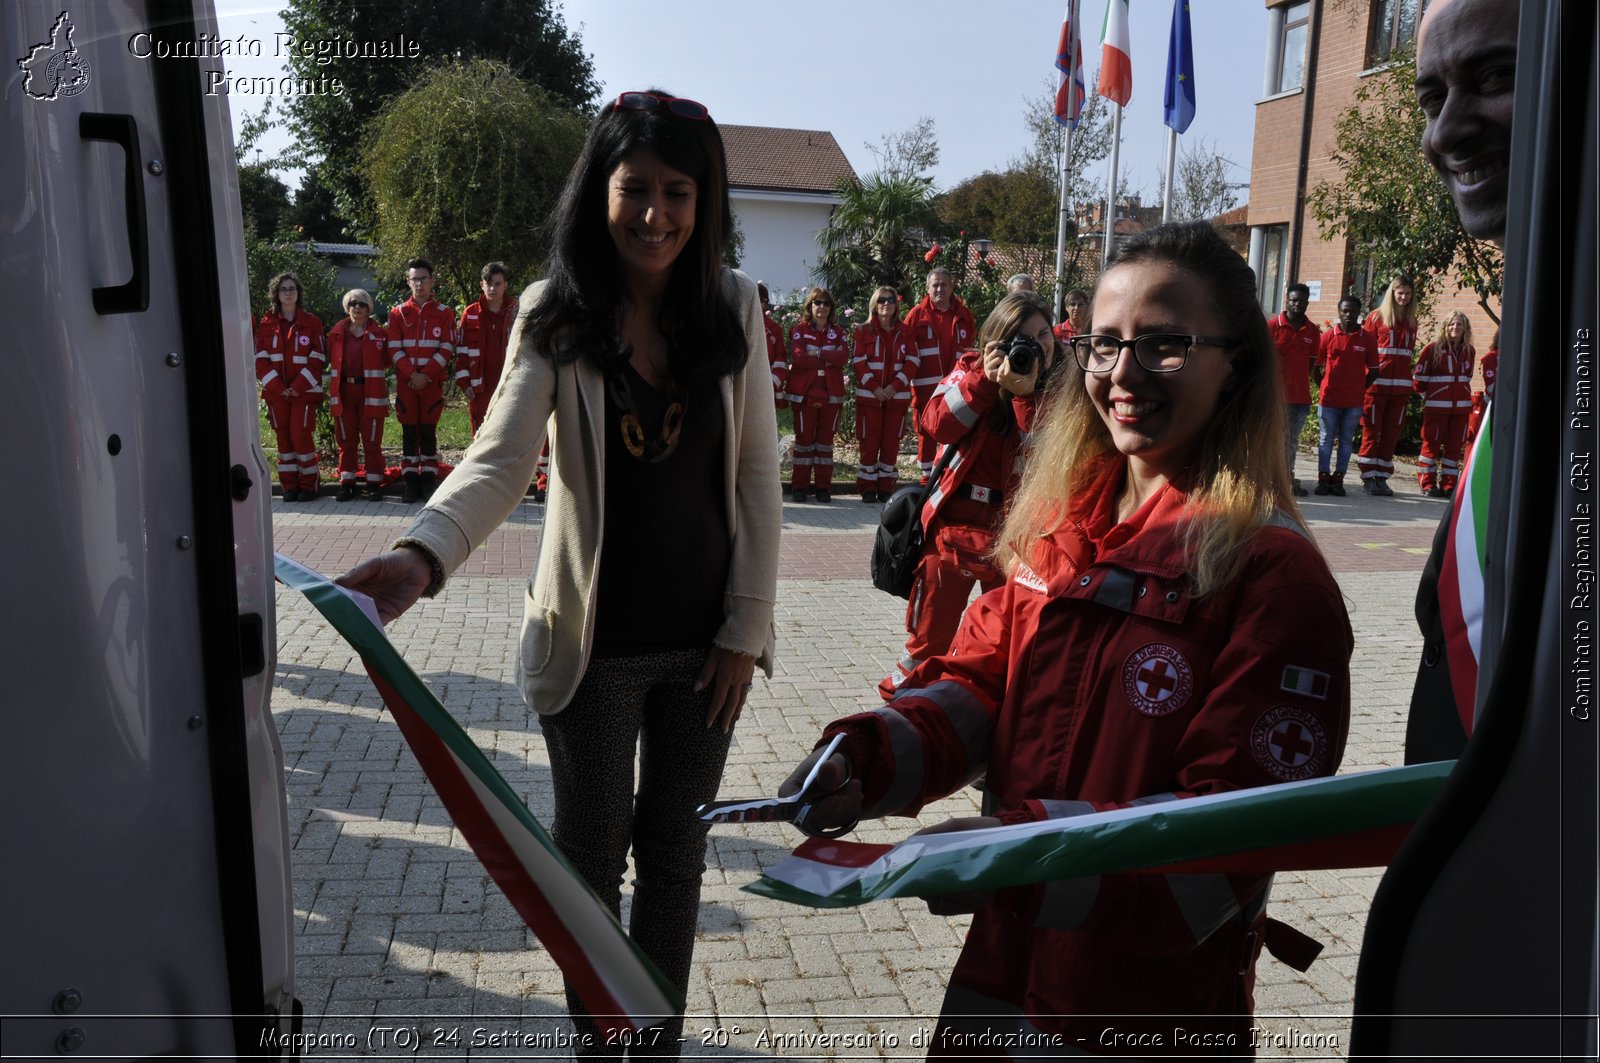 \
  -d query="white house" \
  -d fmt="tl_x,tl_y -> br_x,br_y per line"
720,125 -> 858,302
